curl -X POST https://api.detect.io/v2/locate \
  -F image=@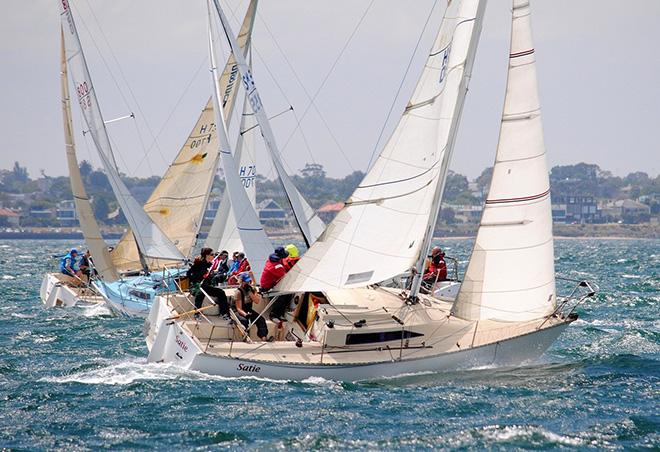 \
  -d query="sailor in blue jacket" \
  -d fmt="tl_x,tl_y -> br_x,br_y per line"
59,248 -> 80,278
